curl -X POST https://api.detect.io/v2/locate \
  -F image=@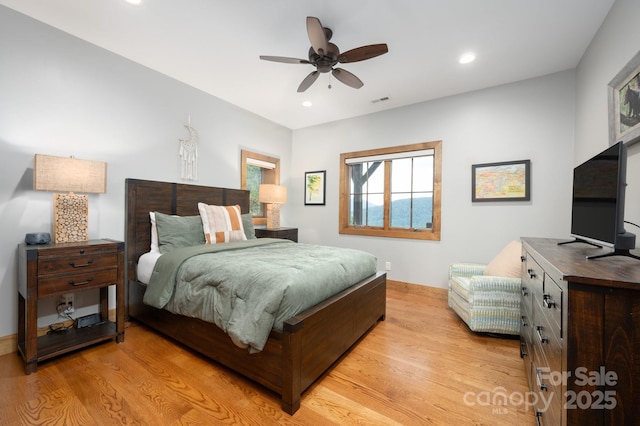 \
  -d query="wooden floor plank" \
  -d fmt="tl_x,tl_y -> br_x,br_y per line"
0,282 -> 535,425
